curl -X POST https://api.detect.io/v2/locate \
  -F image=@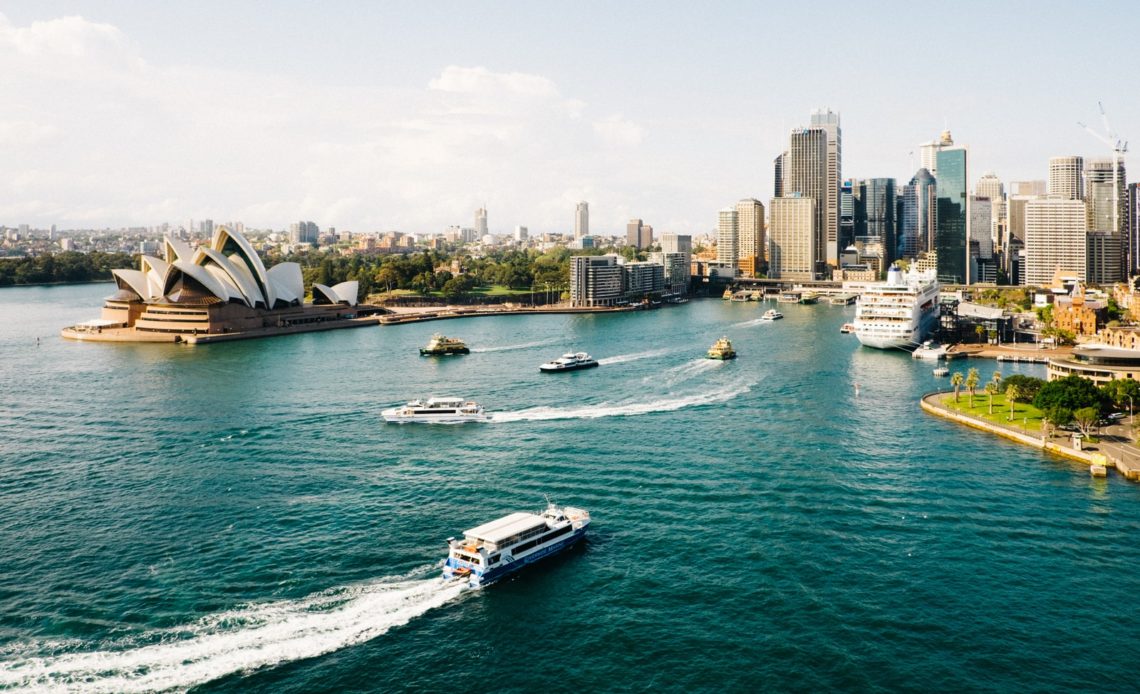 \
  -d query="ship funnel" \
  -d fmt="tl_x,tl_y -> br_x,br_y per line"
886,265 -> 905,287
